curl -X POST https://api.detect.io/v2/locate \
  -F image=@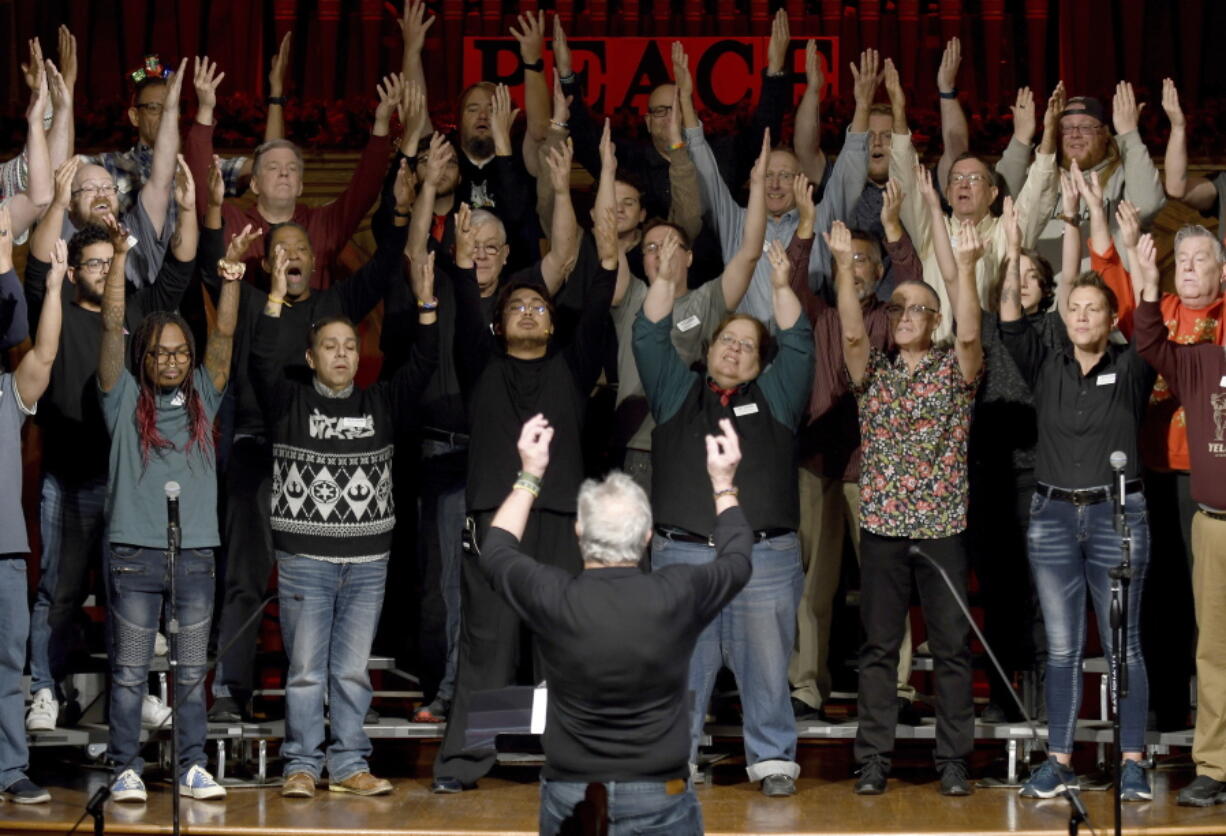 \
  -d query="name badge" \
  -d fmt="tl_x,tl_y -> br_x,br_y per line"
1097,373 -> 1117,386
733,403 -> 760,417
676,314 -> 700,332
340,417 -> 368,431
530,684 -> 548,734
